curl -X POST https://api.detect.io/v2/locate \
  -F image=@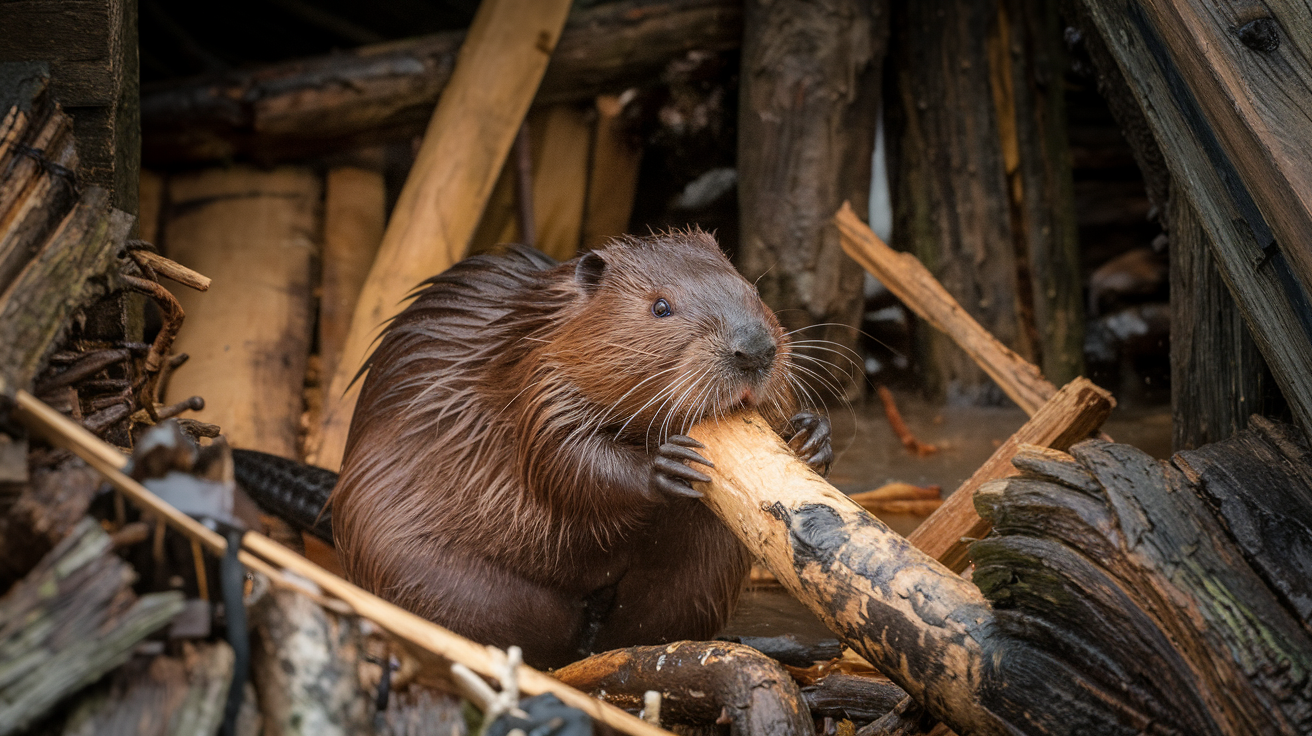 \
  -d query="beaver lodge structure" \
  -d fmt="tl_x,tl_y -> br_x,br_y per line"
2,0 -> 1312,734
